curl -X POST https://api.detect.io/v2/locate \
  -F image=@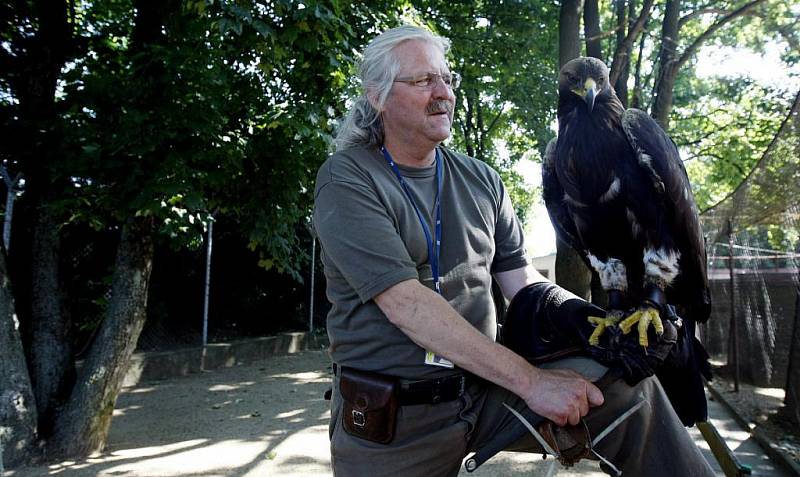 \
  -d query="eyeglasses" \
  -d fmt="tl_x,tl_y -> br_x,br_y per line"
394,72 -> 462,90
